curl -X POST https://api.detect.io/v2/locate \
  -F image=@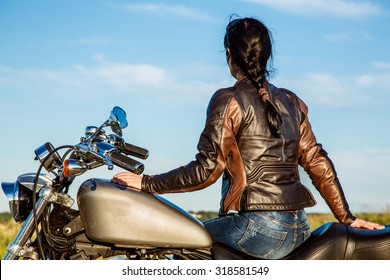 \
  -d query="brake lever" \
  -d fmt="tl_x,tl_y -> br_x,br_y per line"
103,157 -> 114,170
